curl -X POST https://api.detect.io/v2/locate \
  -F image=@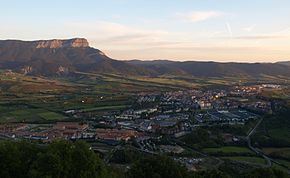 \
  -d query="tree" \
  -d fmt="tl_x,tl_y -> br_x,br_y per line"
242,168 -> 289,178
0,141 -> 22,178
129,155 -> 189,178
0,140 -> 112,178
29,152 -> 62,178
29,140 -> 110,178
190,170 -> 231,178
